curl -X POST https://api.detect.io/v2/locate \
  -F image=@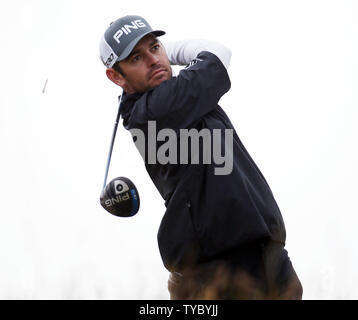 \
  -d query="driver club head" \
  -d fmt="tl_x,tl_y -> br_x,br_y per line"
100,177 -> 140,217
